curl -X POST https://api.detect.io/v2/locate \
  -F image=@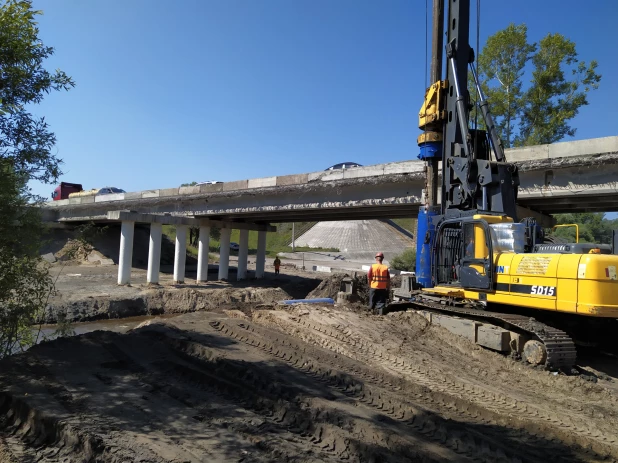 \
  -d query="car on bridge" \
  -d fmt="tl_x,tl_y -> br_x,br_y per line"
325,162 -> 362,170
97,187 -> 126,195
